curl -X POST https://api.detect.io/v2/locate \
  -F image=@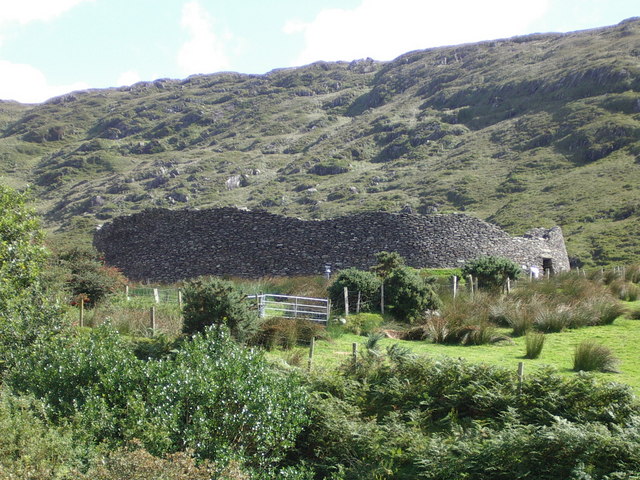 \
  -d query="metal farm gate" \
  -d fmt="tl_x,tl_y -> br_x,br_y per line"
248,294 -> 329,325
